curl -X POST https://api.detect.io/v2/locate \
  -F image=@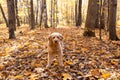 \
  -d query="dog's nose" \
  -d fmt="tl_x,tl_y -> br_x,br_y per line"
55,40 -> 58,43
